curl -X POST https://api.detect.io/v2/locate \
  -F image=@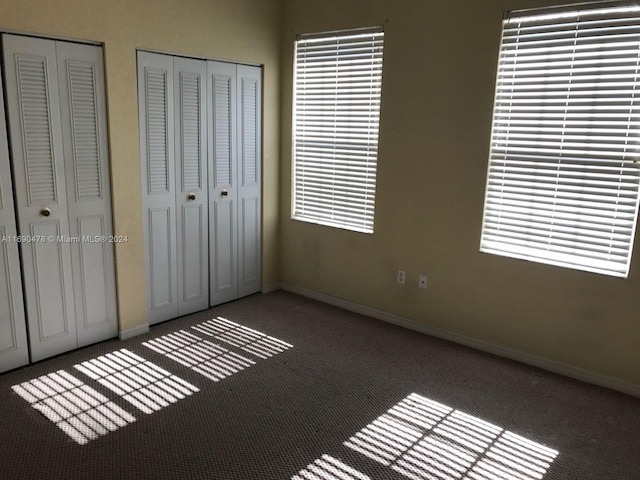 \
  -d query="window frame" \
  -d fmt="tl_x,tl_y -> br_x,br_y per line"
291,27 -> 384,234
479,3 -> 640,278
